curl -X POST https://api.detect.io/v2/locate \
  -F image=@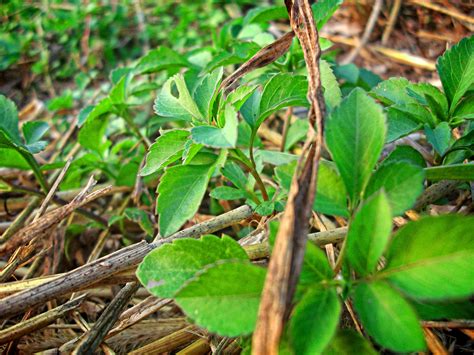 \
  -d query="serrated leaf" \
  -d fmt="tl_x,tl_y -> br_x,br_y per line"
299,242 -> 334,293
425,122 -> 451,155
275,160 -> 348,217
371,77 -> 417,106
437,35 -> 474,112
320,60 -> 342,111
324,330 -> 377,355
290,287 -> 341,355
365,161 -> 425,216
210,186 -> 246,200
191,104 -> 238,148
353,281 -> 426,352
325,88 -> 386,208
193,68 -> 223,121
313,0 -> 343,30
382,215 -> 474,300
386,107 -> 421,142
243,5 -> 287,25
258,73 -> 308,127
407,82 -> 448,121
154,74 -> 203,121
157,164 -> 214,236
135,47 -> 188,74
175,260 -> 266,336
137,235 -> 248,298
0,95 -> 21,146
22,121 -> 49,146
346,192 -> 392,276
425,163 -> 474,181
254,201 -> 275,216
141,130 -> 189,176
